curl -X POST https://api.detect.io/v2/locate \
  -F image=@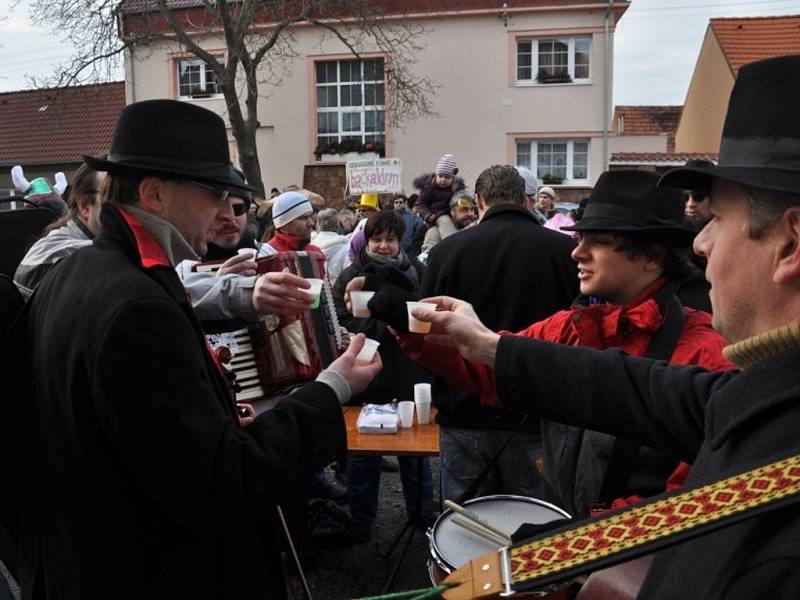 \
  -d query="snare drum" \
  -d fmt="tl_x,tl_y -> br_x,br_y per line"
427,495 -> 571,597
